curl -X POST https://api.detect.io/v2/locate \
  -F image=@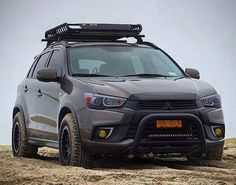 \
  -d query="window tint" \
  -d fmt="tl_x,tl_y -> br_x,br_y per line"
32,52 -> 50,78
48,50 -> 63,76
